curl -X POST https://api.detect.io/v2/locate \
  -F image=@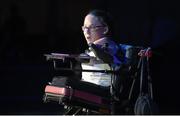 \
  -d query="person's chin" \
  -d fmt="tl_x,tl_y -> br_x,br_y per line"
86,38 -> 90,43
86,40 -> 91,44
